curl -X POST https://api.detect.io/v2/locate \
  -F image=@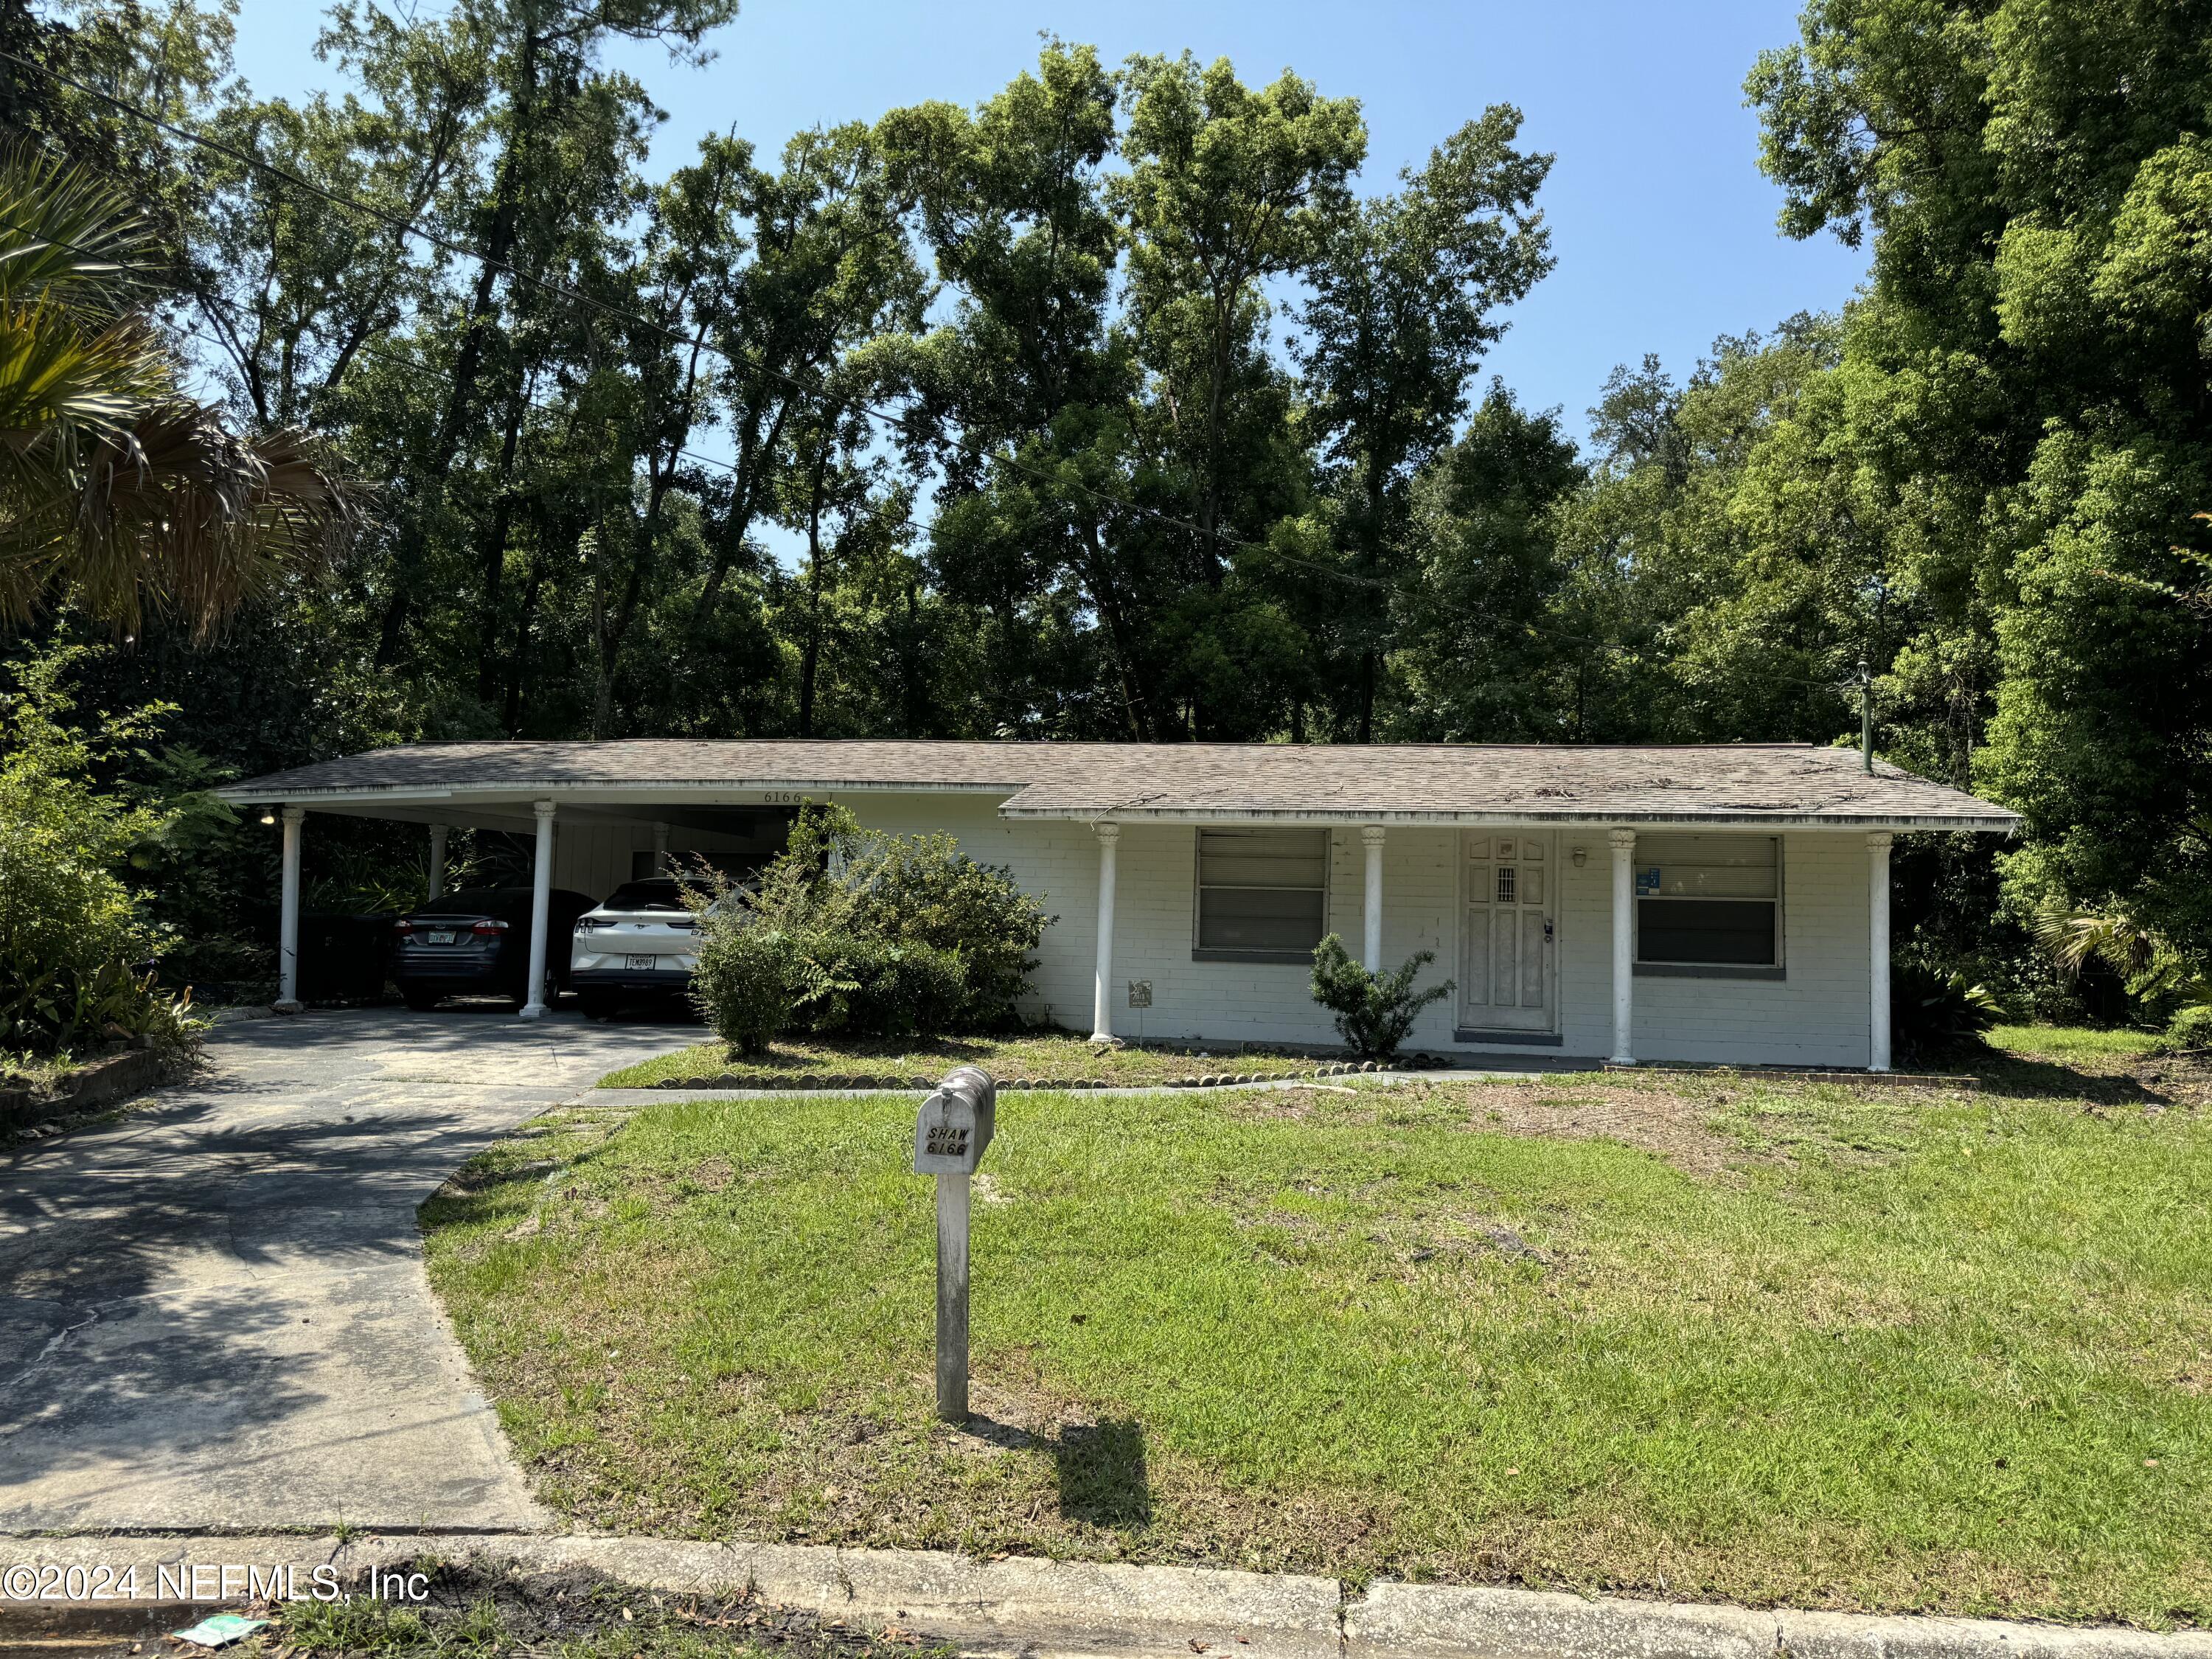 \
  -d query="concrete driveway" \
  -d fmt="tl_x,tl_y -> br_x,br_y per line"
0,1006 -> 694,1533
